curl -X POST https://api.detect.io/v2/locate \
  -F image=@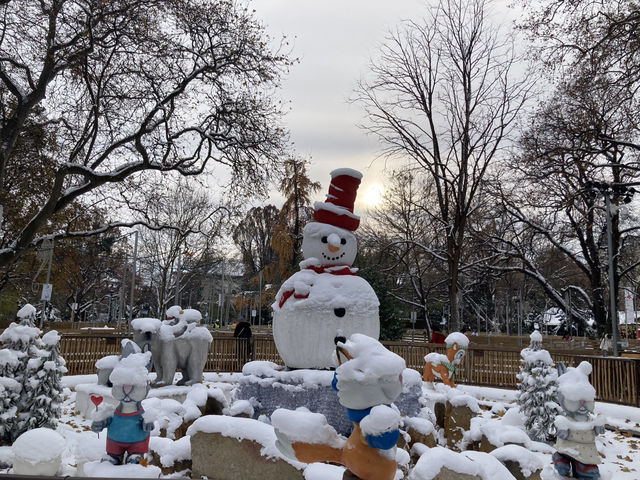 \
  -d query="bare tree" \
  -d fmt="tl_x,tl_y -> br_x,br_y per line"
0,0 -> 290,269
137,178 -> 227,316
355,0 -> 531,329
